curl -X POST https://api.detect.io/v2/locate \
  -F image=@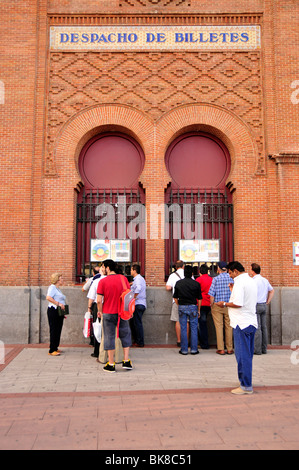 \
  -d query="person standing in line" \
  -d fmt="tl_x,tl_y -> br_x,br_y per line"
217,261 -> 258,395
87,264 -> 106,358
130,264 -> 146,348
208,261 -> 234,355
46,273 -> 66,356
82,266 -> 100,292
173,265 -> 202,355
166,260 -> 186,347
86,266 -> 103,347
250,263 -> 274,355
196,264 -> 213,349
97,259 -> 132,373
